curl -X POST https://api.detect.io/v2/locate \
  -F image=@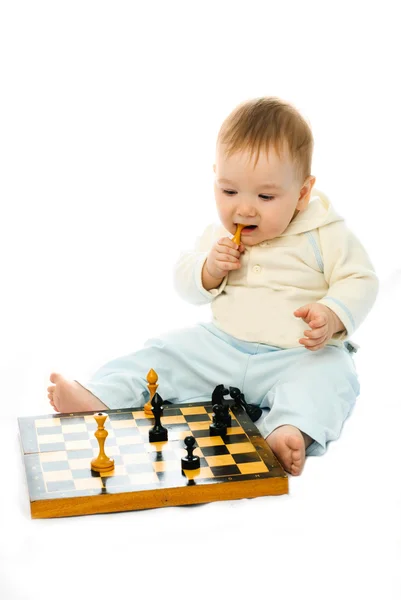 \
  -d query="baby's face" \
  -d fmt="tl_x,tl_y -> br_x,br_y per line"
213,143 -> 314,245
